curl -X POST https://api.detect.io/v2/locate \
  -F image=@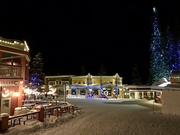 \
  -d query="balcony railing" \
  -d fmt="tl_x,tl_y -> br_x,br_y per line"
0,64 -> 21,78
